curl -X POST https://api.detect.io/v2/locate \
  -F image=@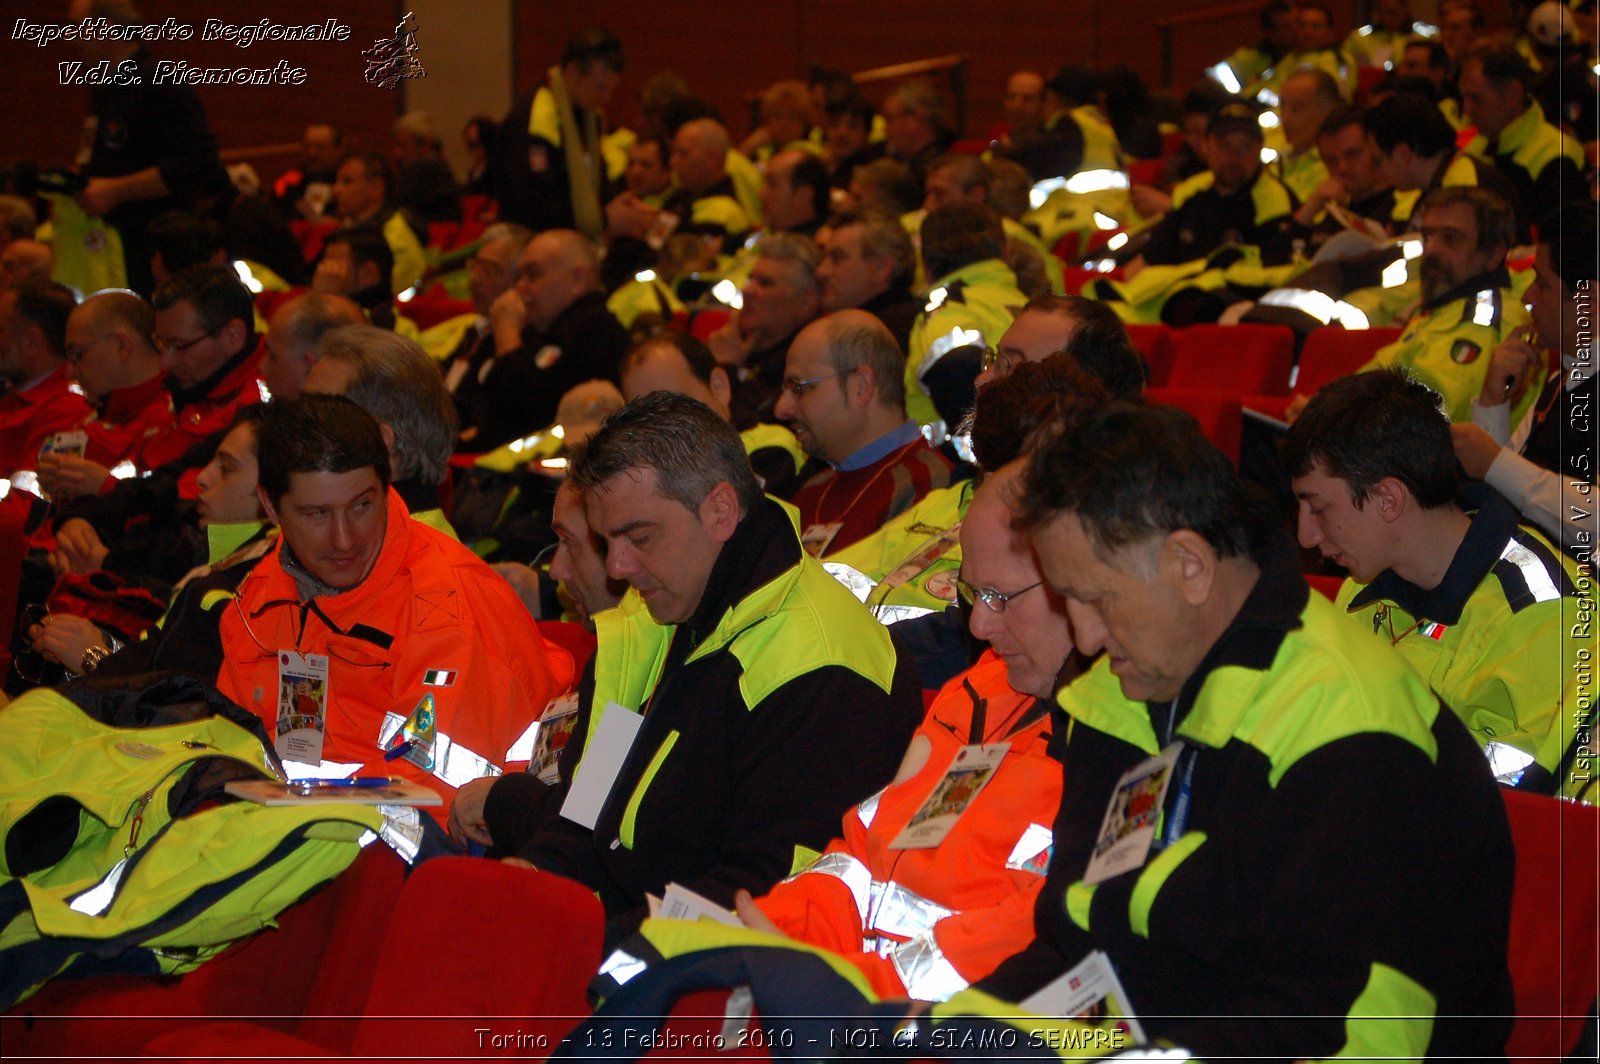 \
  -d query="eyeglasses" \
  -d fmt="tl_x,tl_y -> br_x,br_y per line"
980,347 -> 1022,377
156,326 -> 221,353
468,254 -> 511,274
956,578 -> 1042,614
780,371 -> 846,397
